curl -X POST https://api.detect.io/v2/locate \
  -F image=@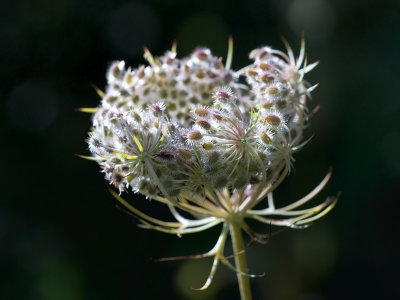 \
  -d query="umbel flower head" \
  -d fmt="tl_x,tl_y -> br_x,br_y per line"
80,37 -> 337,296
